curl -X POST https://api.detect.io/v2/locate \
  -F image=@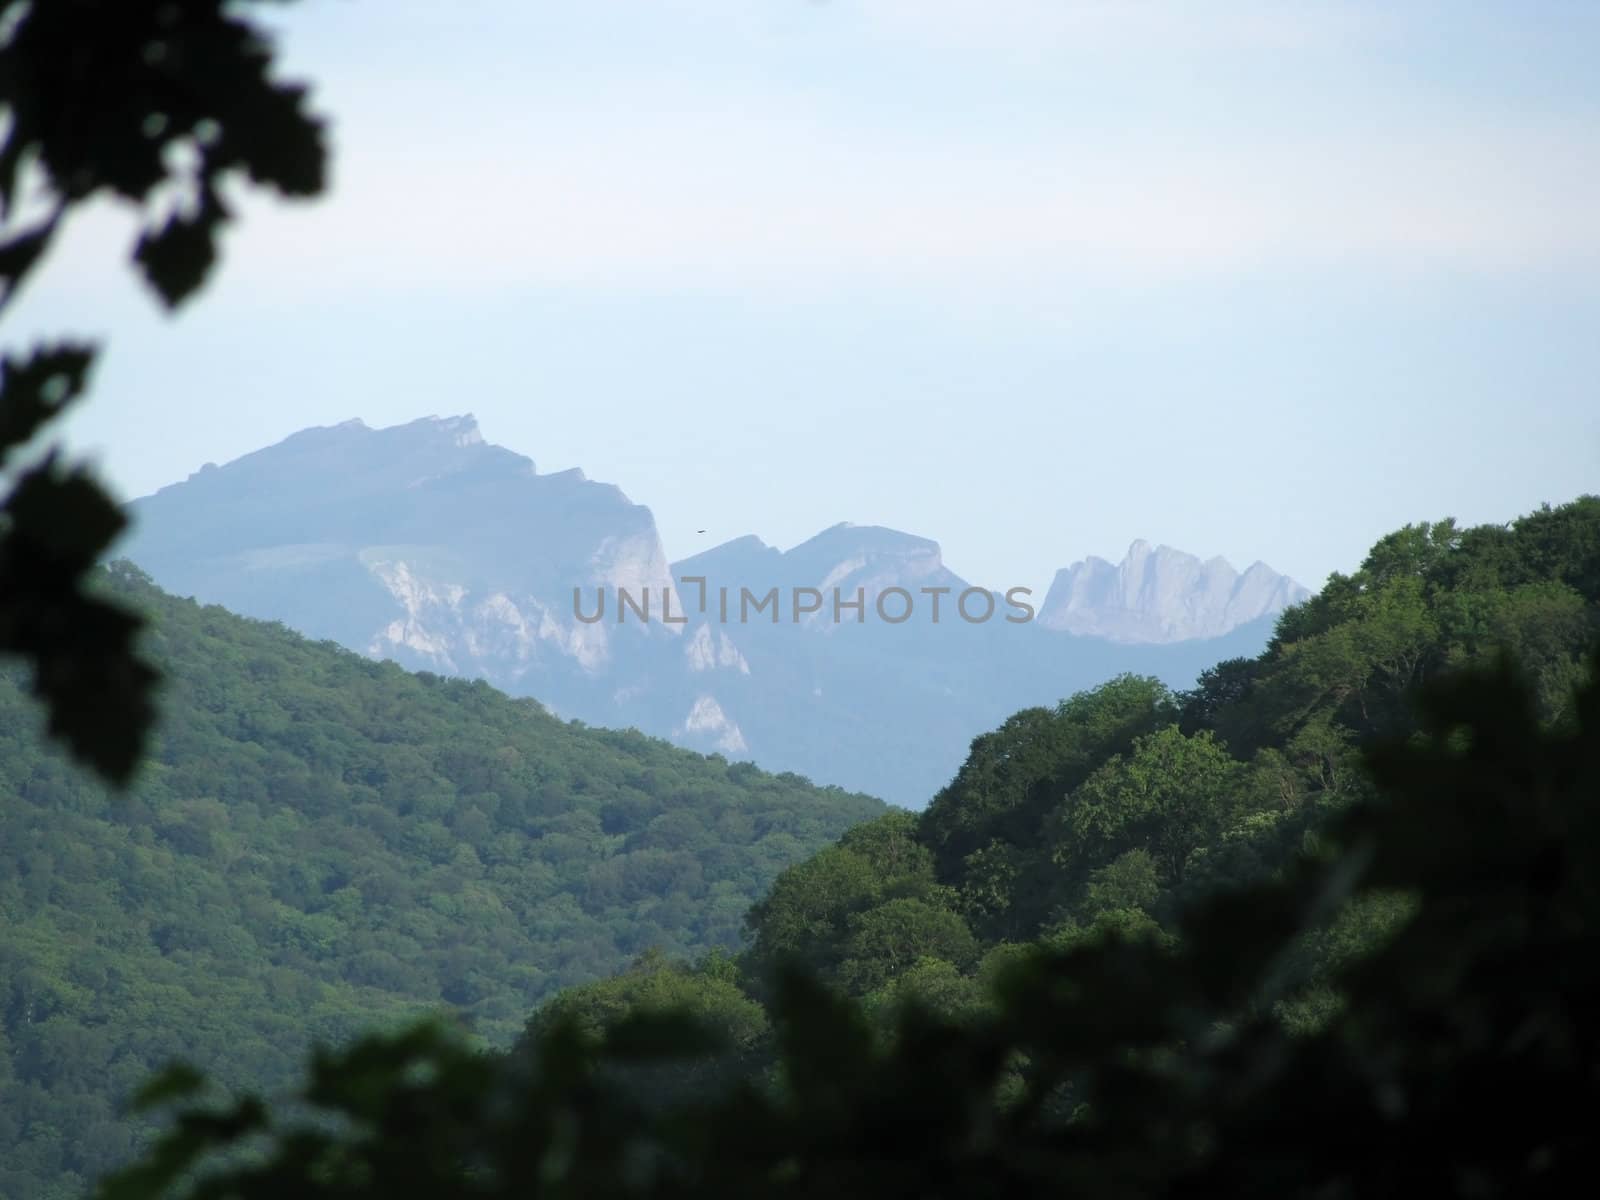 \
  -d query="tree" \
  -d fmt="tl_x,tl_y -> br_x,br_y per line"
743,811 -> 937,986
837,899 -> 978,993
921,675 -> 1176,879
1052,724 -> 1249,887
523,949 -> 770,1108
743,843 -> 884,979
